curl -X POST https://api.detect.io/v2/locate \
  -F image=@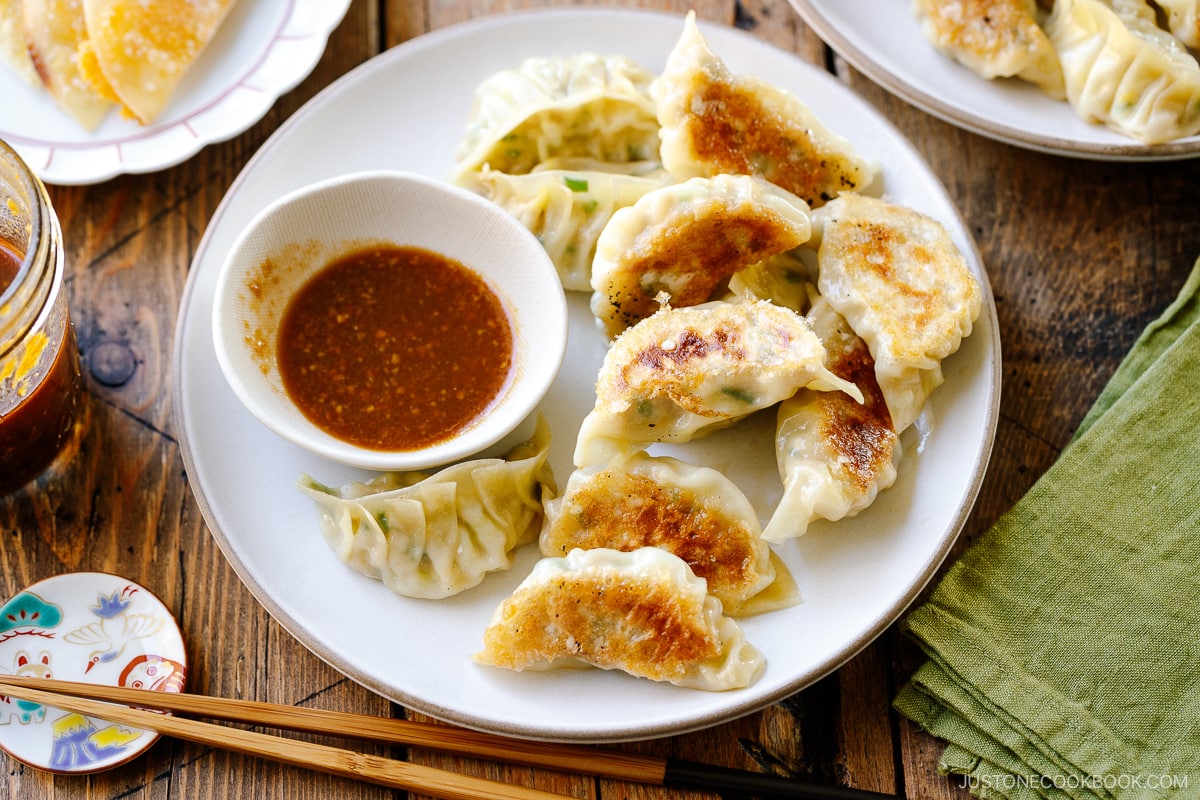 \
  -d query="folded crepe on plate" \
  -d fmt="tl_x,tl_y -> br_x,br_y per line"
0,0 -> 40,86
21,0 -> 113,130
80,0 -> 238,124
